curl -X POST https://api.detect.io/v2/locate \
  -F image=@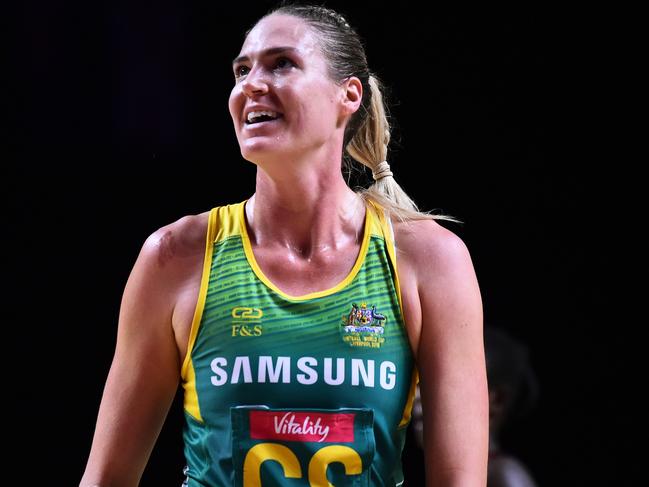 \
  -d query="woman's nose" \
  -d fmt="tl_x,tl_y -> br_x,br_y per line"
241,67 -> 269,97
